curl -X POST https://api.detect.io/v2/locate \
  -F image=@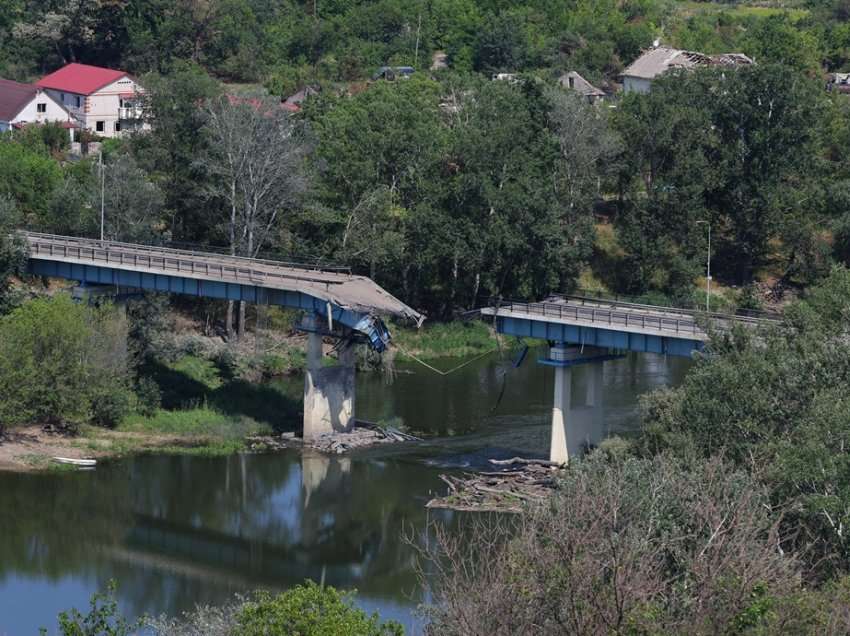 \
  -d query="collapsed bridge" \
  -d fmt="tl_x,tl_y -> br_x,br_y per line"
24,232 -> 424,438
